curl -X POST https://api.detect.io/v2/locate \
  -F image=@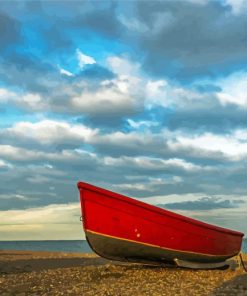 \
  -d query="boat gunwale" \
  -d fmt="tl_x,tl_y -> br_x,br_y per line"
77,182 -> 244,237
